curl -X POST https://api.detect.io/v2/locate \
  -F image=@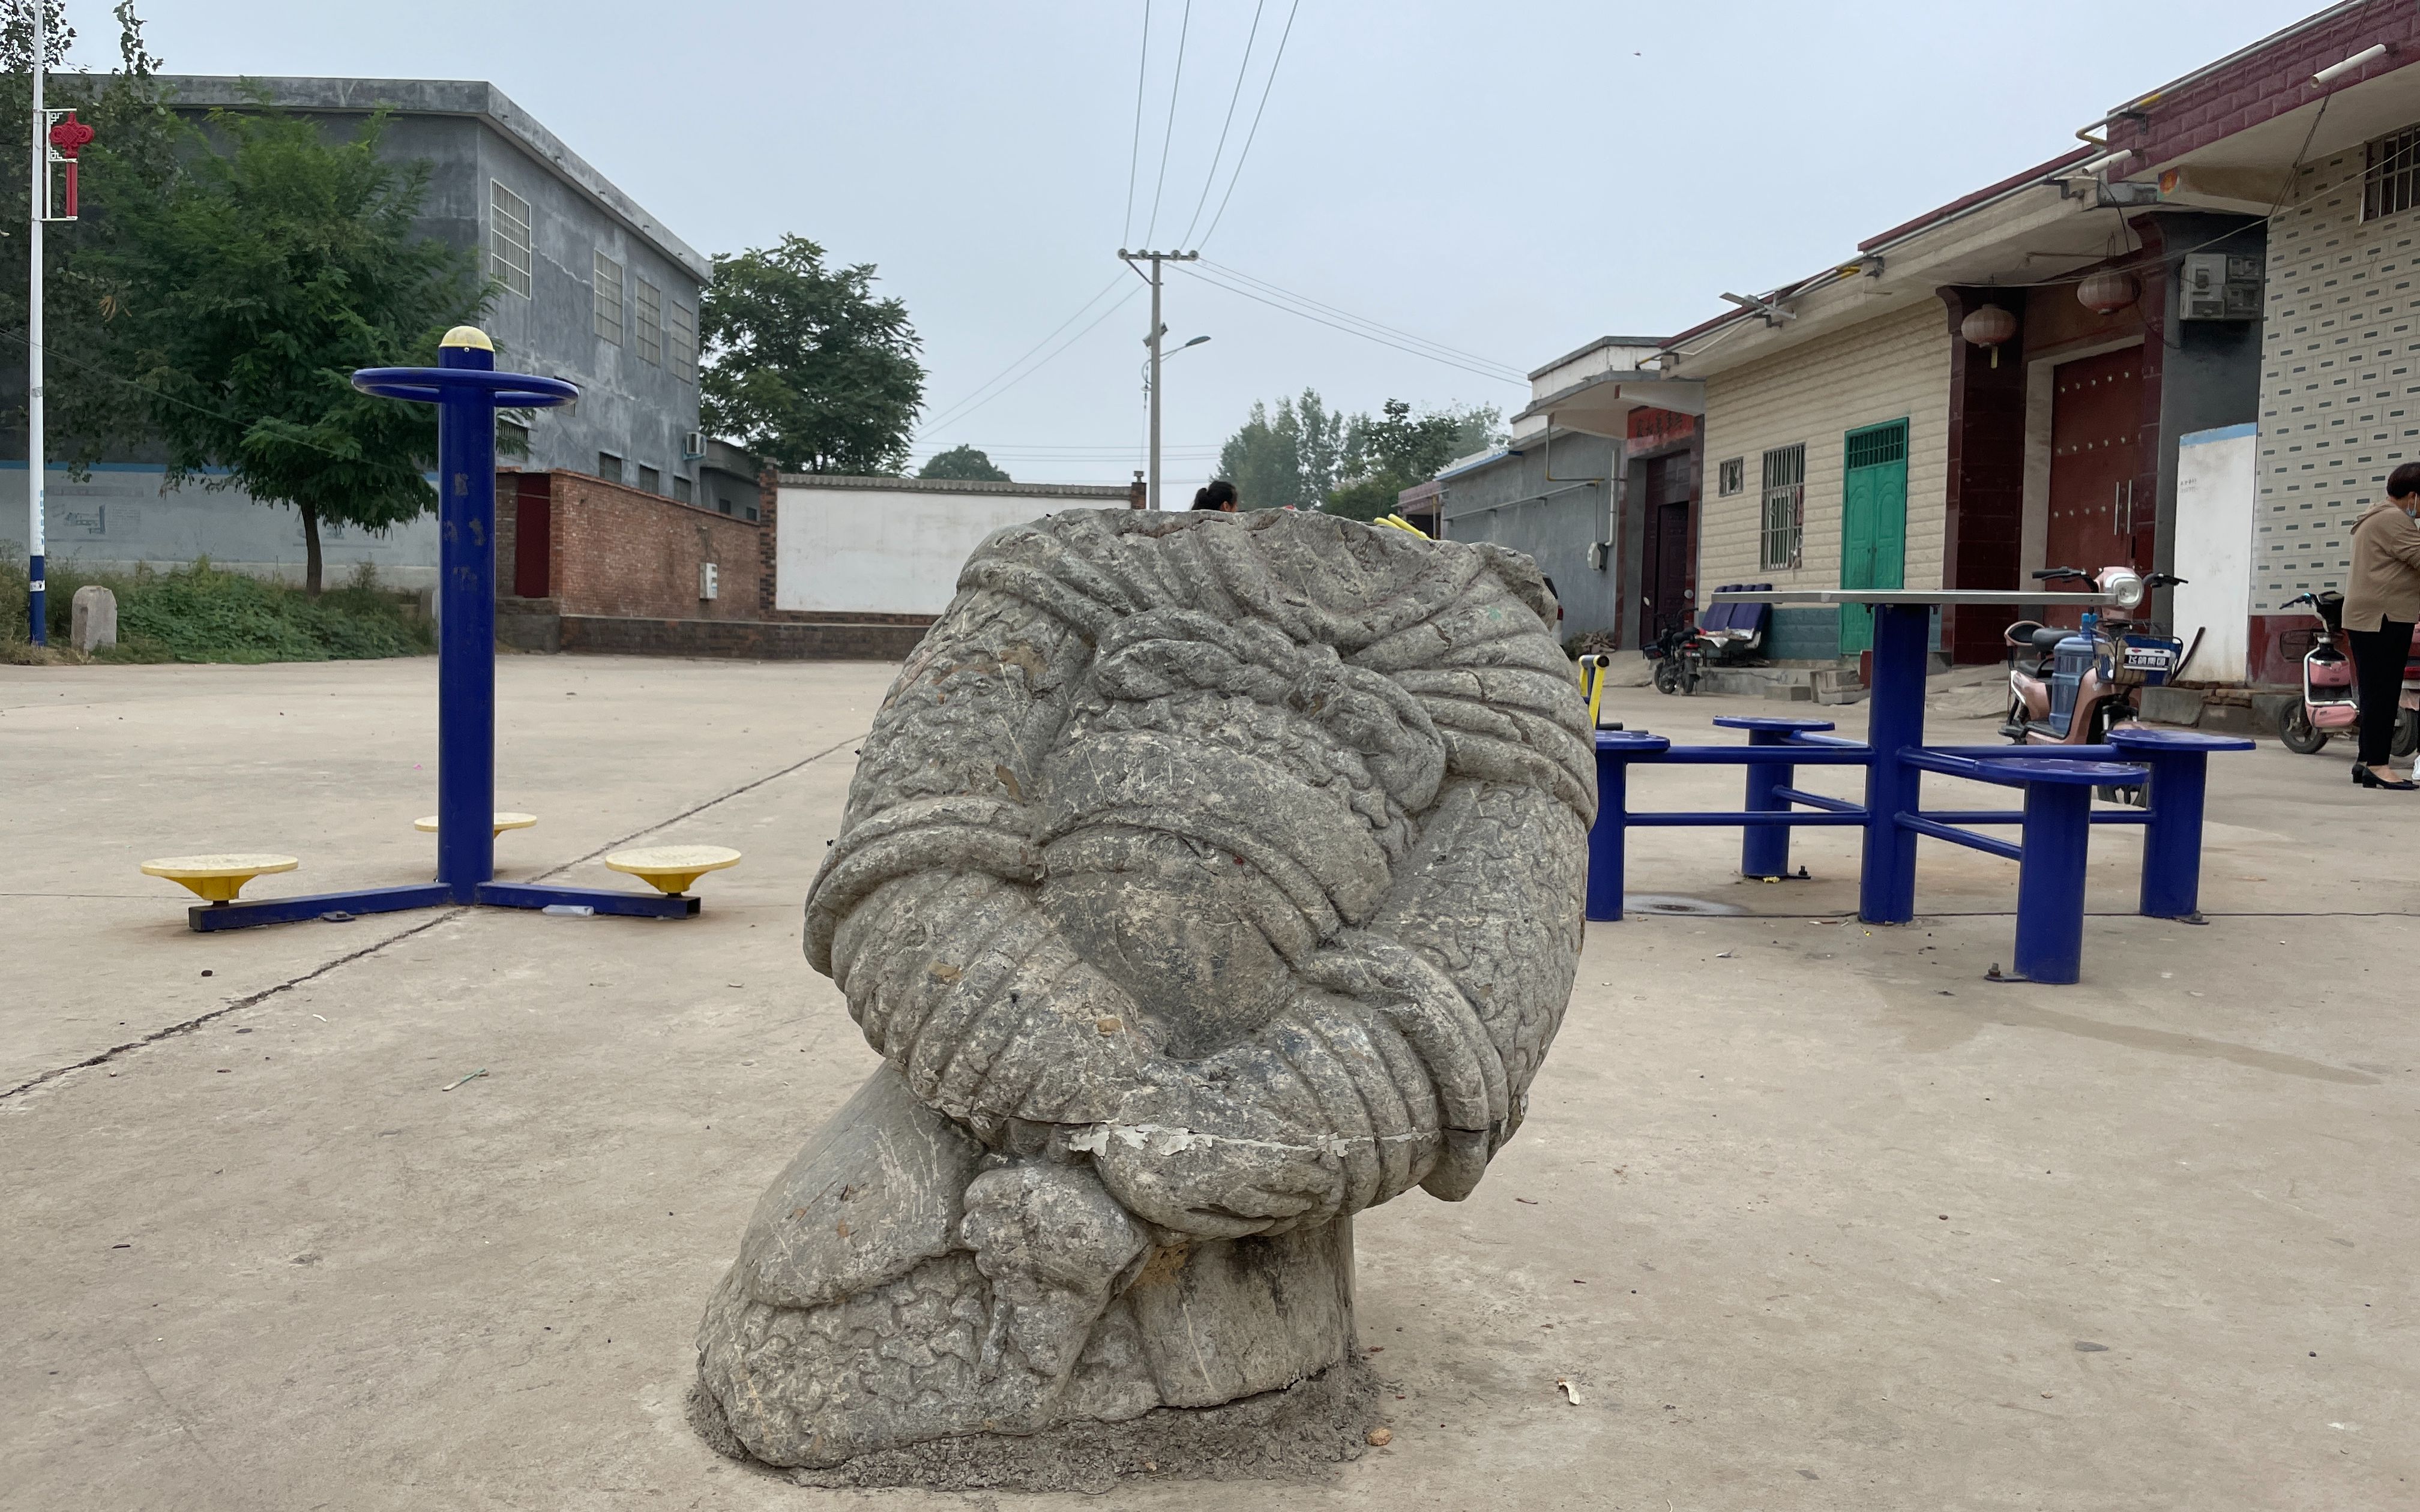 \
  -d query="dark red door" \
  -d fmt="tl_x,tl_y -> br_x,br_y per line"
2044,347 -> 2149,623
513,474 -> 552,599
1639,453 -> 1694,638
